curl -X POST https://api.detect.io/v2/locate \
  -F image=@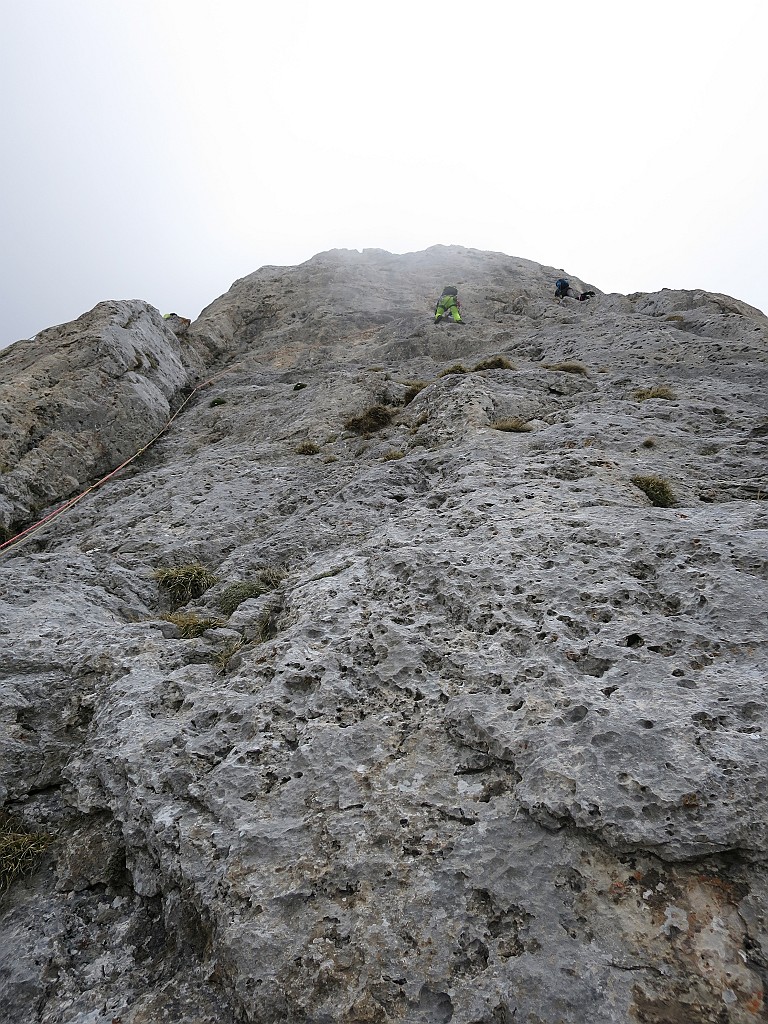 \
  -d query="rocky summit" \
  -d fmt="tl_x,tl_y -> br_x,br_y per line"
1,245 -> 767,1024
